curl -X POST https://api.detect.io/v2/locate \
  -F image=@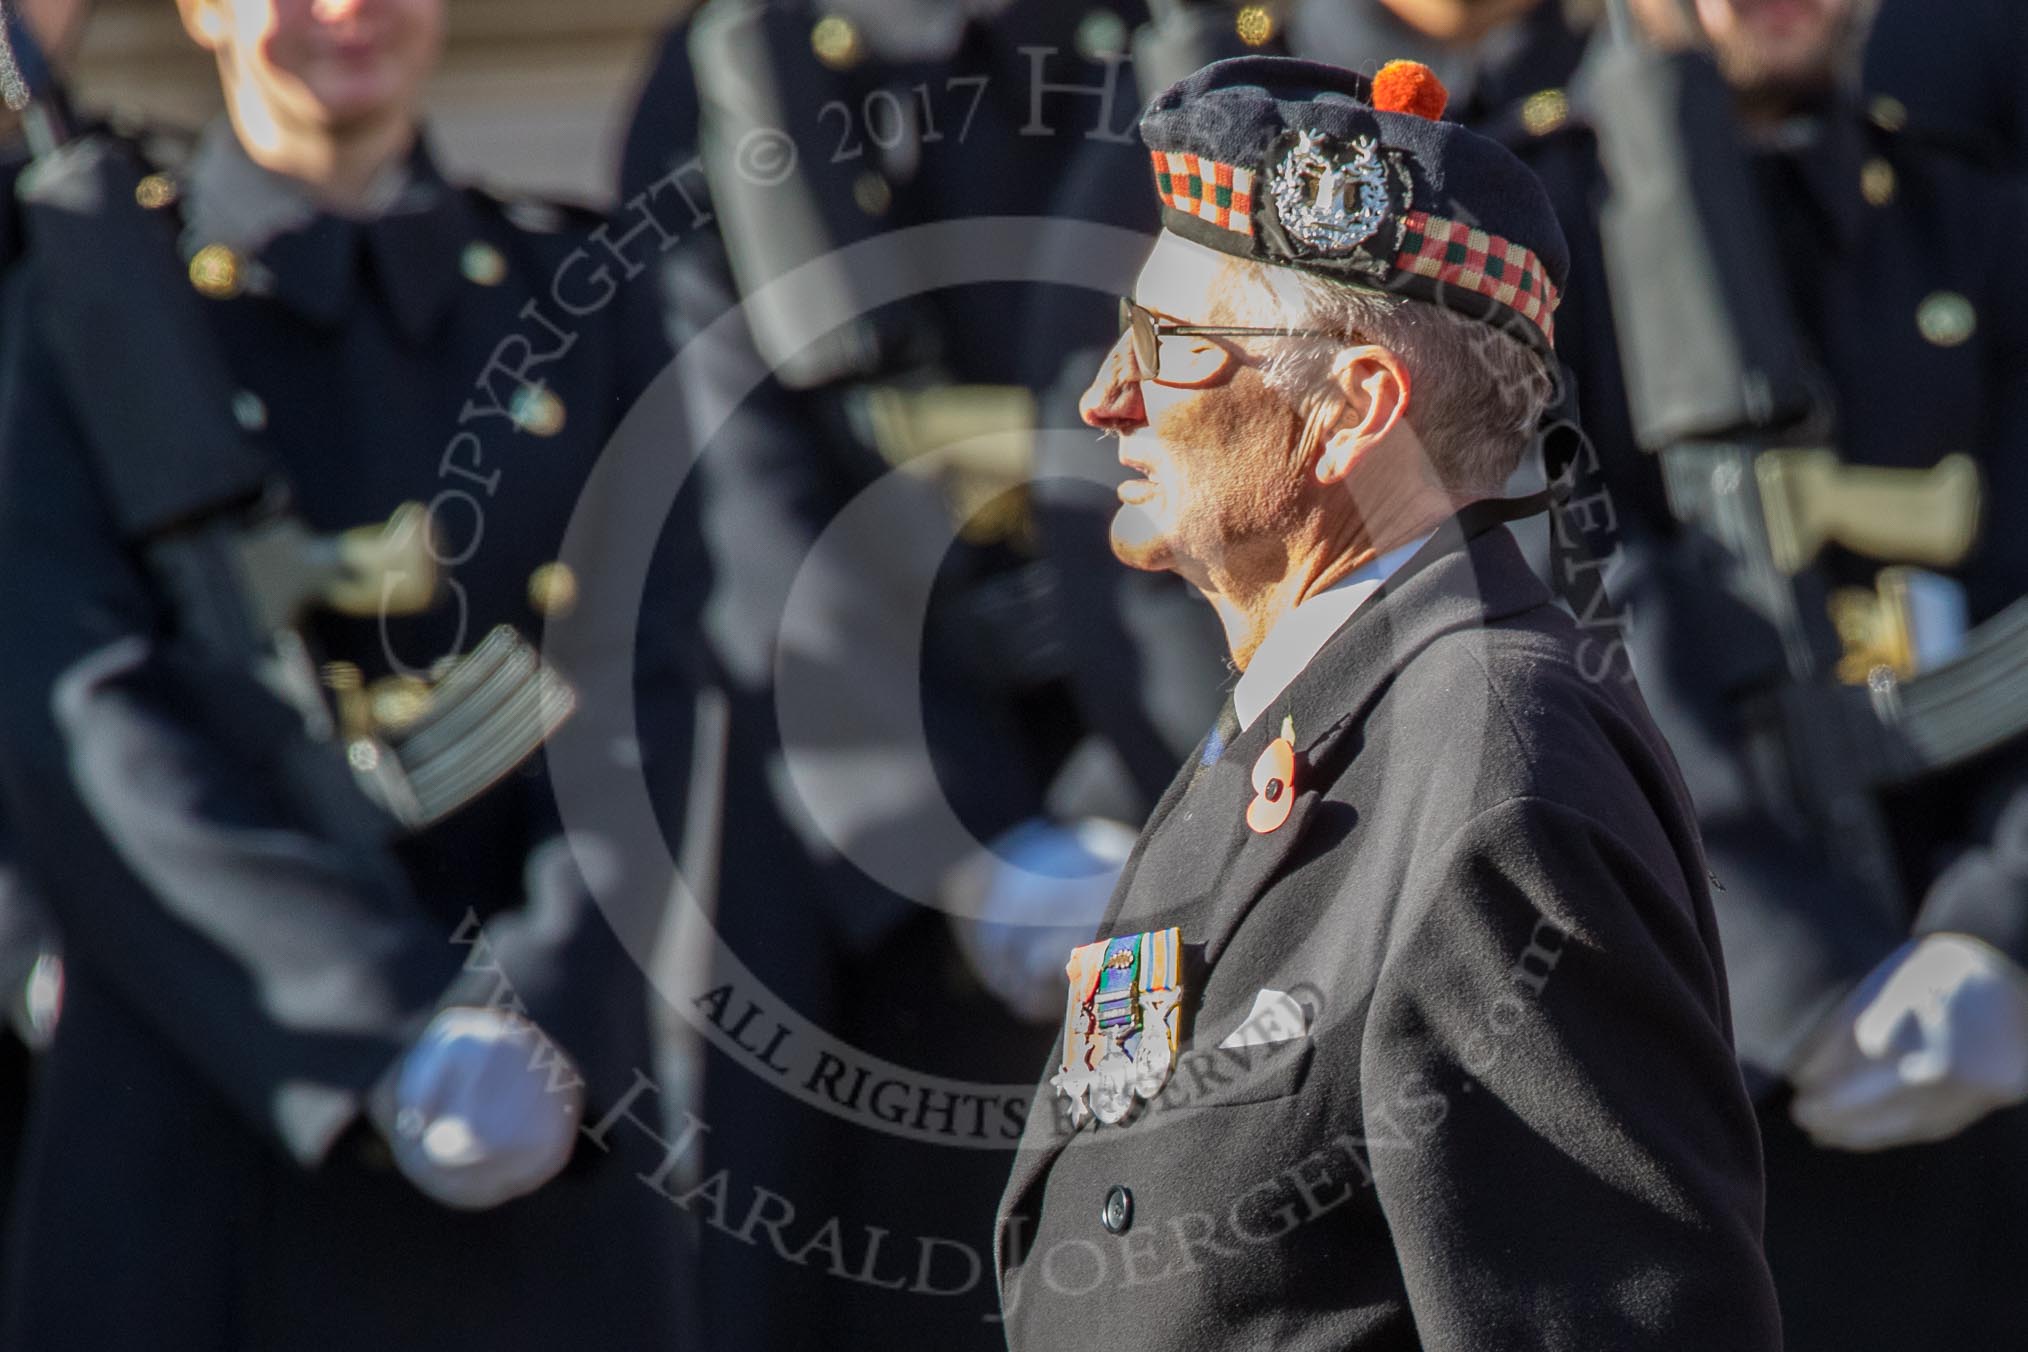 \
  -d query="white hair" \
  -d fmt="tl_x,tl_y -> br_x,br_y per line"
1237,260 -> 1556,497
